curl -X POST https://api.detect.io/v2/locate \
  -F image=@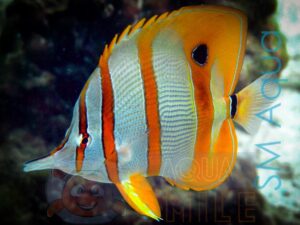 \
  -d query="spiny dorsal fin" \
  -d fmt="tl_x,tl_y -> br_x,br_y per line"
156,11 -> 169,23
128,18 -> 146,36
99,9 -> 183,62
108,34 -> 118,53
118,25 -> 131,42
143,15 -> 158,29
